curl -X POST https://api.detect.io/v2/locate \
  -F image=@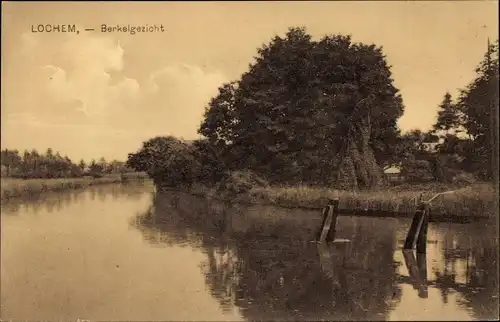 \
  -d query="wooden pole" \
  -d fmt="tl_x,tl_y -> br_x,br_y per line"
318,196 -> 340,243
416,205 -> 429,254
318,205 -> 332,242
403,203 -> 426,250
326,198 -> 340,242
